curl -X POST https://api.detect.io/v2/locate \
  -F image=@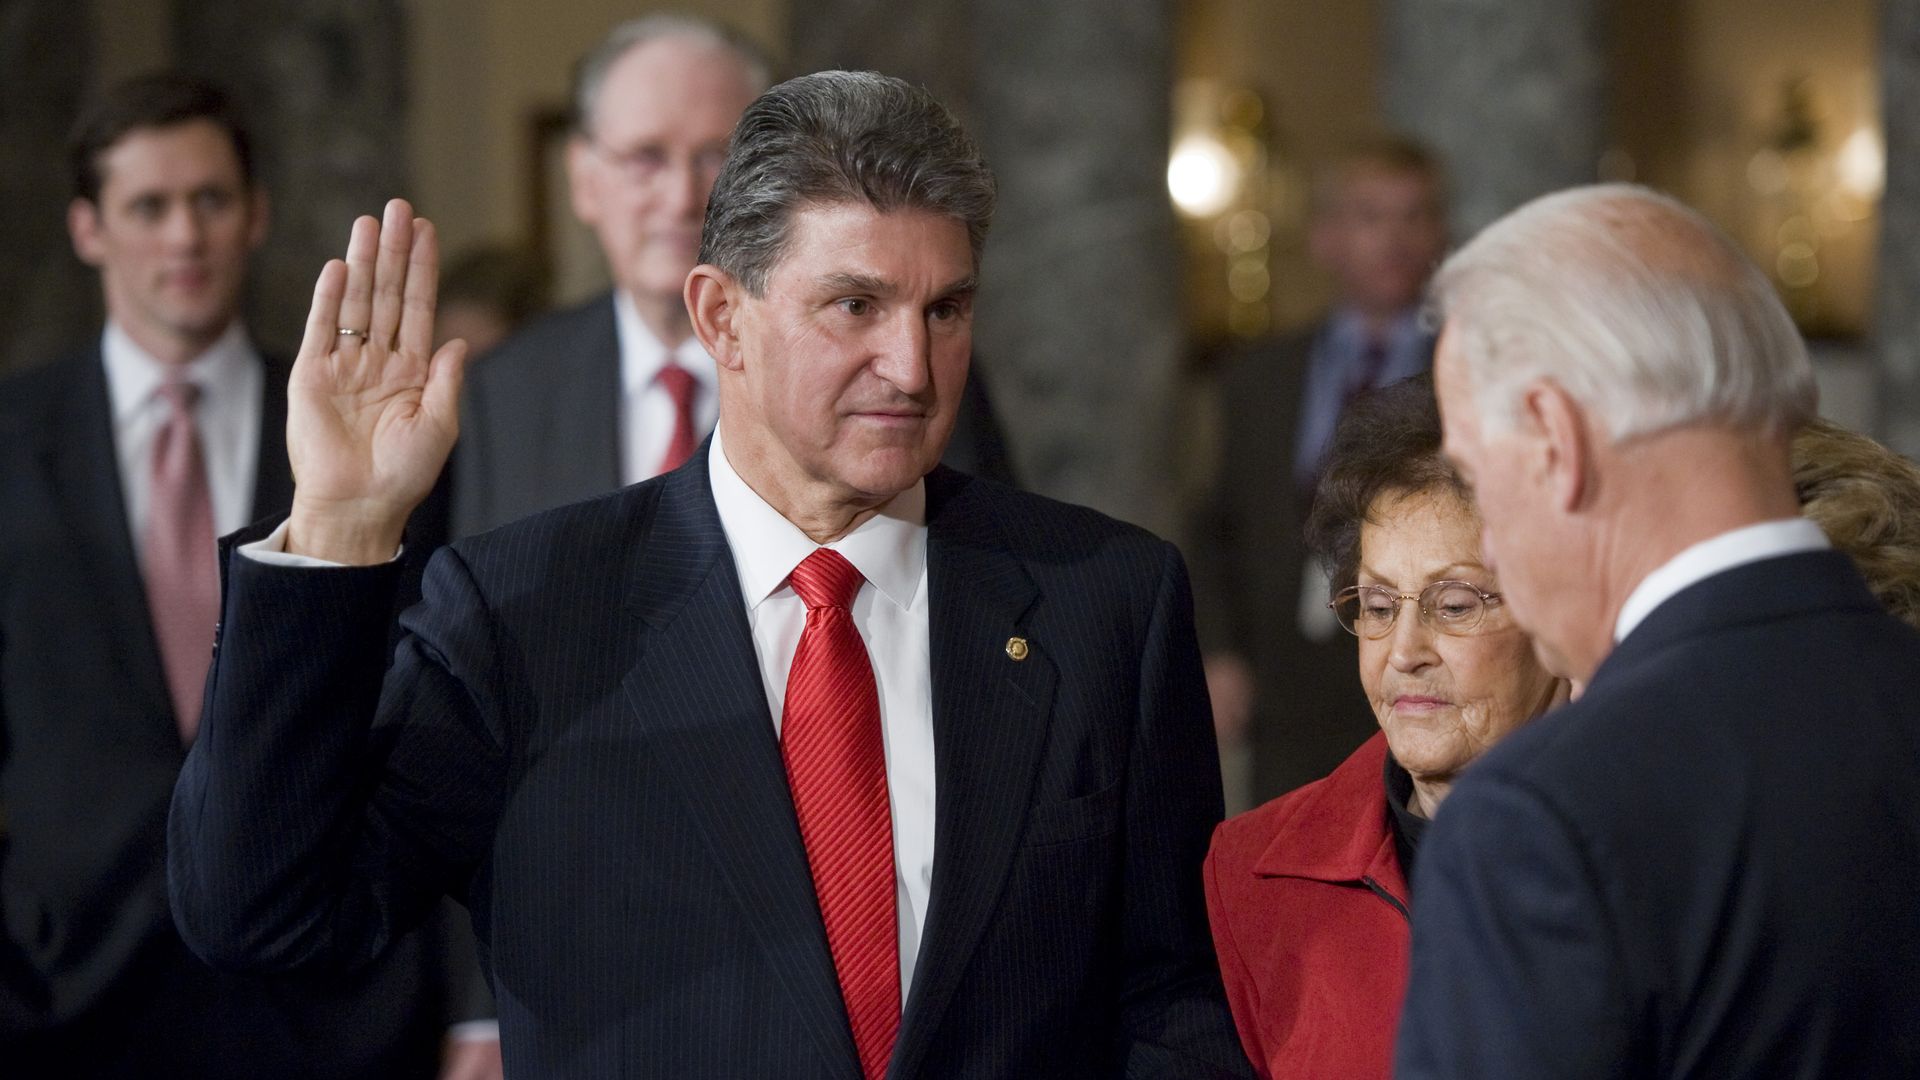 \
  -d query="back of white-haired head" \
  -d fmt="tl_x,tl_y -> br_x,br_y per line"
1429,183 -> 1817,442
